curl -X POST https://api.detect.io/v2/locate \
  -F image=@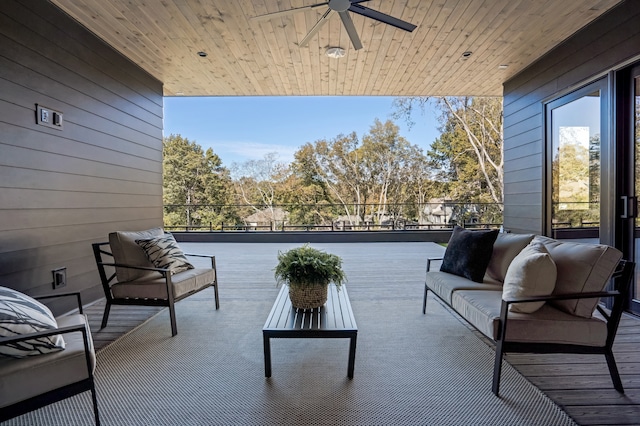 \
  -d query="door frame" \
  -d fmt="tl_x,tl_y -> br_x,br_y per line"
543,78 -> 613,245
